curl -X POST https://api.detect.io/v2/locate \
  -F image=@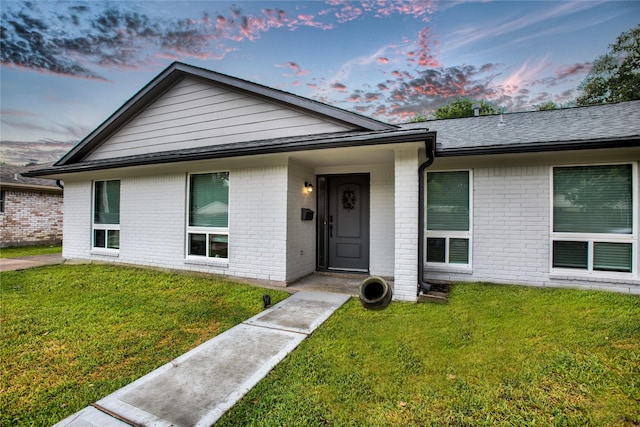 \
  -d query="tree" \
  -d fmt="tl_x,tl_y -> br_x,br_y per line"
534,101 -> 558,111
409,113 -> 430,123
577,24 -> 640,105
433,98 -> 499,120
